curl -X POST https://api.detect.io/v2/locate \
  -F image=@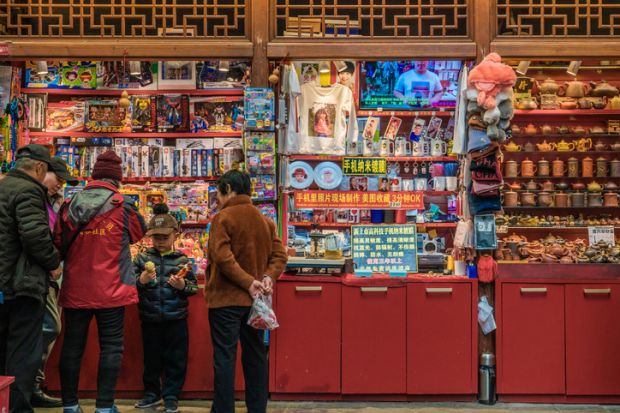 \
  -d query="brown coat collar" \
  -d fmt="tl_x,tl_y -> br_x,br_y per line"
221,194 -> 252,210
